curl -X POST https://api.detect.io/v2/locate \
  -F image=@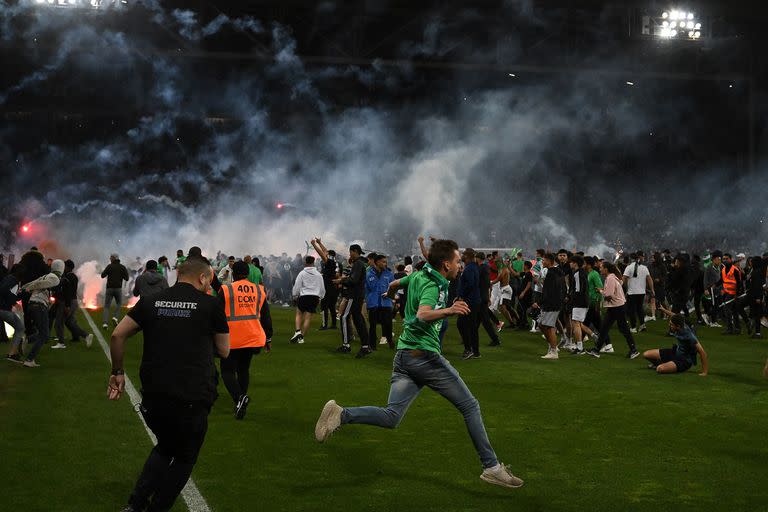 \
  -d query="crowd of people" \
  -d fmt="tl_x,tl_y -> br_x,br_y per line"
2,239 -> 768,511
